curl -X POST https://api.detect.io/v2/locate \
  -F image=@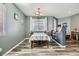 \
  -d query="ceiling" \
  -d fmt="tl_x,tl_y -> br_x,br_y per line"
15,3 -> 79,18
